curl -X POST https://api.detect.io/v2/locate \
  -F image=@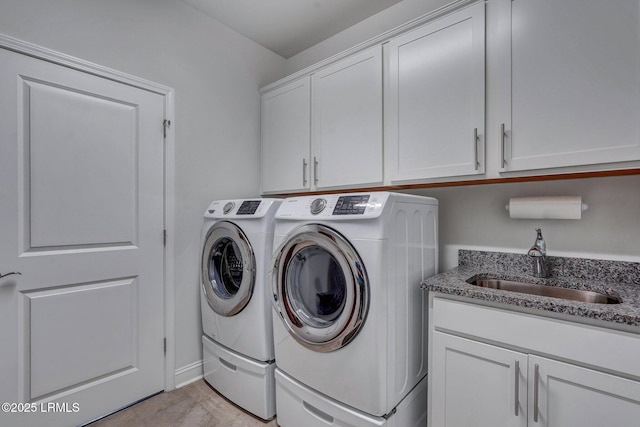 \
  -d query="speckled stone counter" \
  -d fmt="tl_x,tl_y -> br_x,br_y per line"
421,250 -> 640,327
